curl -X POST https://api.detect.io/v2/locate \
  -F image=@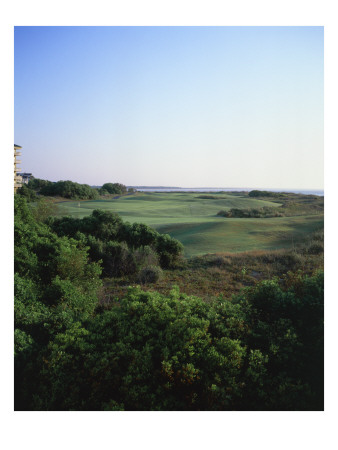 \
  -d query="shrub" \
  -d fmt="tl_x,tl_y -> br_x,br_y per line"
133,245 -> 159,269
278,251 -> 303,269
22,272 -> 323,410
39,180 -> 99,200
248,190 -> 280,198
104,241 -> 136,276
306,242 -> 324,255
210,255 -> 231,267
28,178 -> 53,190
101,183 -> 127,195
30,198 -> 57,222
138,265 -> 163,284
17,184 -> 37,201
217,207 -> 283,218
49,210 -> 184,275
156,234 -> 184,268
